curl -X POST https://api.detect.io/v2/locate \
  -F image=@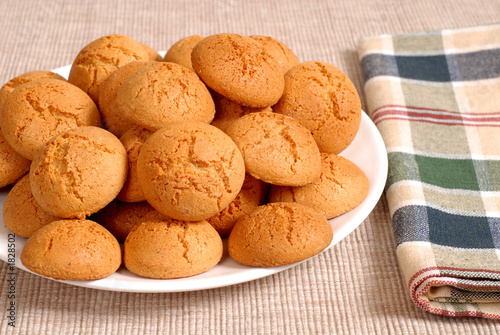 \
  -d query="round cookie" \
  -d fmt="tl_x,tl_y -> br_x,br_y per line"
0,70 -> 66,107
21,219 -> 121,281
191,33 -> 285,108
29,126 -> 128,219
117,125 -> 153,202
137,121 -> 246,221
249,35 -> 300,74
207,173 -> 269,236
163,34 -> 204,71
273,61 -> 362,154
91,199 -> 156,243
0,78 -> 101,160
117,61 -> 215,131
123,211 -> 223,279
68,34 -> 150,103
268,153 -> 369,219
140,42 -> 163,61
98,60 -> 154,137
210,93 -> 273,133
0,131 -> 31,188
3,175 -> 60,238
228,202 -> 333,267
225,111 -> 321,186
